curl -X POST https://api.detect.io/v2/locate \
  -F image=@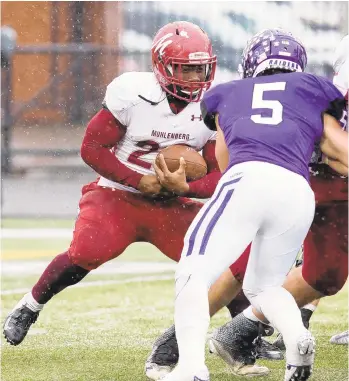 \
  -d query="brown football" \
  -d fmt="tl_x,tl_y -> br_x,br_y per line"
155,145 -> 207,181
